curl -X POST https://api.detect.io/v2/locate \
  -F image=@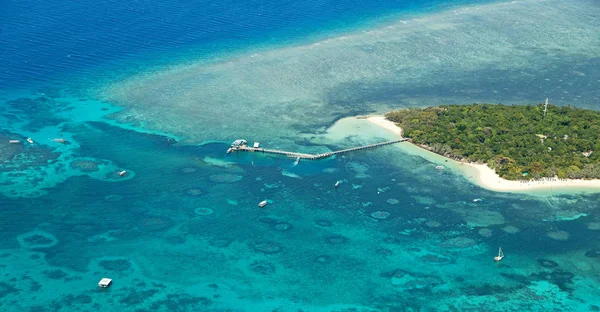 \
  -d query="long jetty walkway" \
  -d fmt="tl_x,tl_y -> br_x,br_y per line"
230,138 -> 408,160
